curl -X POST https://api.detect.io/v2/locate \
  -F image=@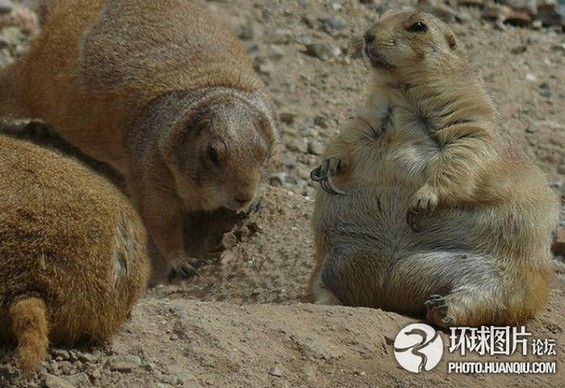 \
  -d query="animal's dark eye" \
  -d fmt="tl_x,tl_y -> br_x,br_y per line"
407,22 -> 427,33
208,146 -> 220,166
